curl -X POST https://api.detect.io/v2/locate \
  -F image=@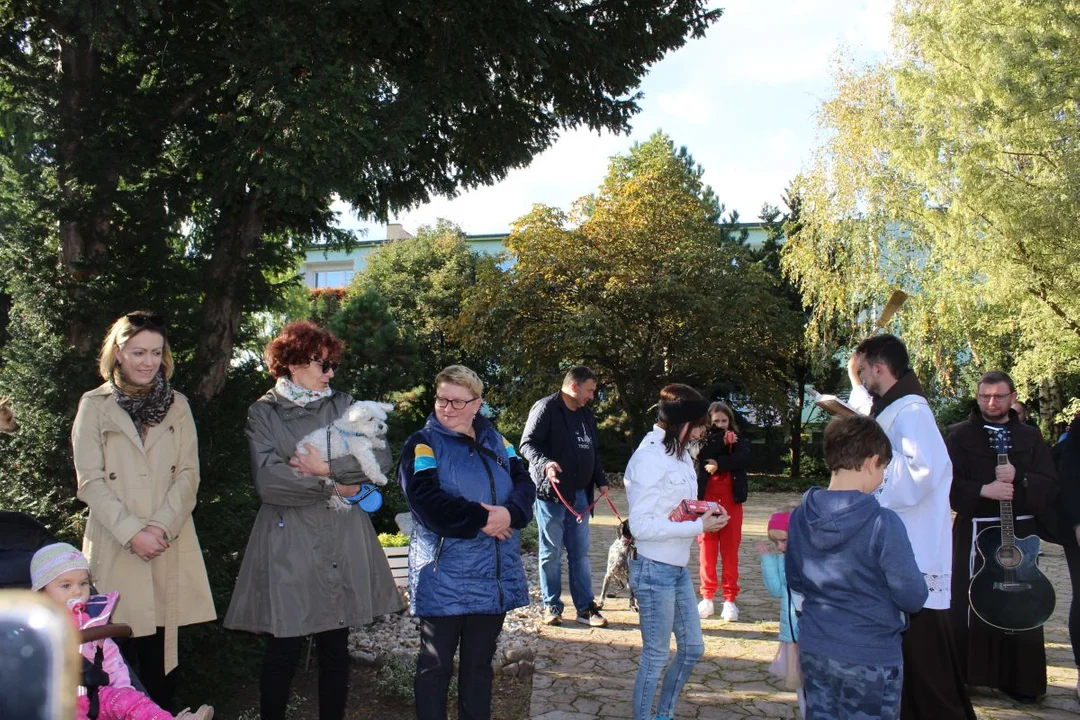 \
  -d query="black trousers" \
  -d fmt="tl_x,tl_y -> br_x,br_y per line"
415,613 -> 505,720
1063,532 -> 1080,668
900,609 -> 976,720
260,628 -> 350,720
116,628 -> 175,712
